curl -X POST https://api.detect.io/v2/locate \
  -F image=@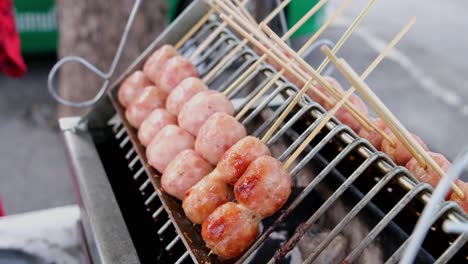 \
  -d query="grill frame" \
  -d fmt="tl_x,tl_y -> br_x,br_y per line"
59,0 -> 468,263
